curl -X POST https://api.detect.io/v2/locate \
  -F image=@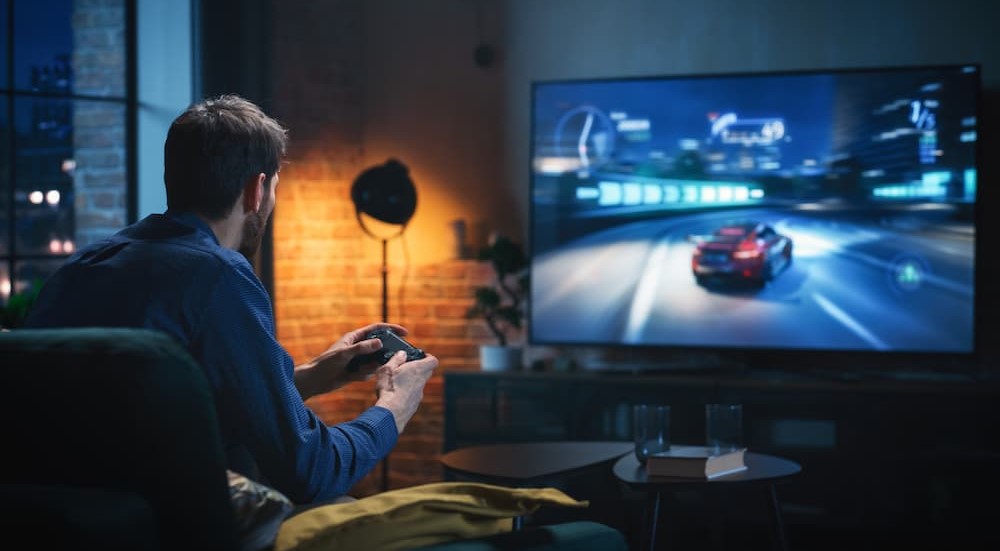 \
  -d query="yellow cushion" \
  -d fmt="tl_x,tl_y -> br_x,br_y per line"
274,482 -> 589,551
